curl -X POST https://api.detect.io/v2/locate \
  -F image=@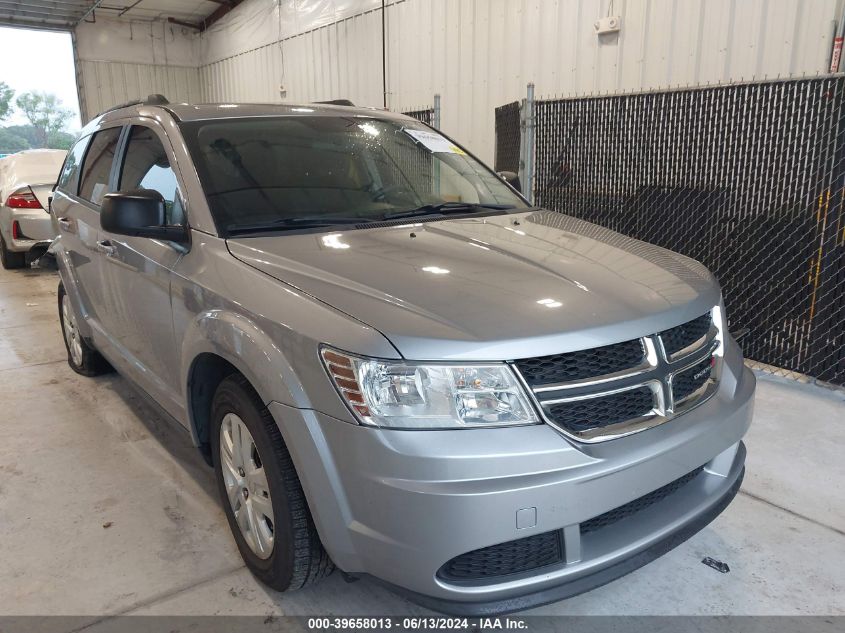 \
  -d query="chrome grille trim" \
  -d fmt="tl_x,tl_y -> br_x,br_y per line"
536,379 -> 664,406
658,322 -> 719,363
668,342 -> 722,412
538,380 -> 666,442
658,312 -> 713,355
515,338 -> 647,388
513,310 -> 722,443
531,337 -> 661,394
